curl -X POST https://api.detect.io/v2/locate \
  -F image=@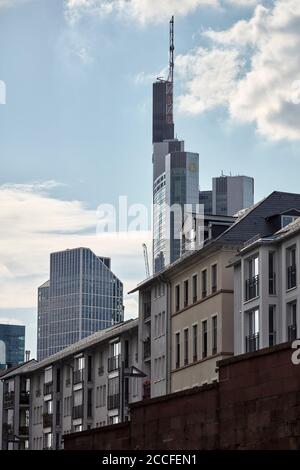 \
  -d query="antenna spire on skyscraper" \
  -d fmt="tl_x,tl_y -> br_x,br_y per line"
166,15 -> 174,126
